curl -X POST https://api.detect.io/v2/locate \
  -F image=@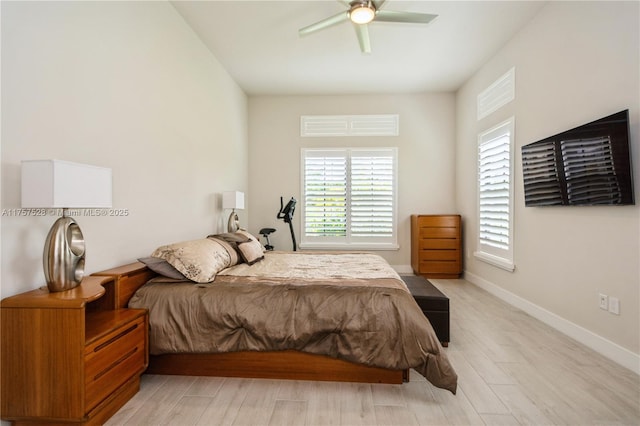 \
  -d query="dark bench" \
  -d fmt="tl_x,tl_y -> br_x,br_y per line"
401,275 -> 450,346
